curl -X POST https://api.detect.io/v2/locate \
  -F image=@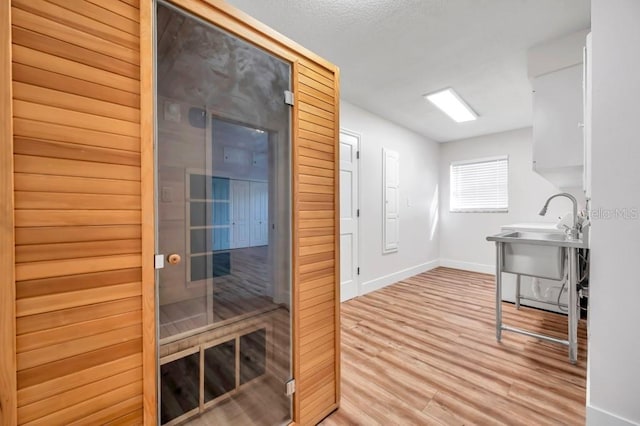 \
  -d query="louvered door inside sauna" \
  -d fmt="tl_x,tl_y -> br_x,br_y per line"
155,2 -> 292,425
